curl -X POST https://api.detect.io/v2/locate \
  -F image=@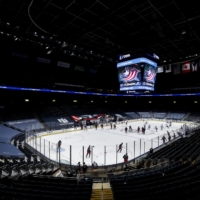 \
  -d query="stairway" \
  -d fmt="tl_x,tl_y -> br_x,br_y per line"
91,183 -> 113,200
32,112 -> 50,131
150,111 -> 153,118
182,112 -> 190,120
164,112 -> 169,119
